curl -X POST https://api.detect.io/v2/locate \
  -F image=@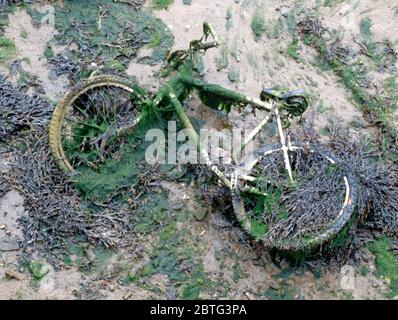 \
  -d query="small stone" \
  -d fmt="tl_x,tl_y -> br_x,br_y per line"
281,8 -> 290,18
245,292 -> 255,300
109,284 -> 116,292
276,59 -> 285,68
0,225 -> 5,230
280,259 -> 289,270
269,281 -> 280,290
193,207 -> 208,221
228,70 -> 239,82
123,292 -> 133,300
198,292 -> 212,299
253,260 -> 260,266
296,292 -> 306,300
252,253 -> 261,261
84,248 -> 96,262
168,201 -> 184,211
5,270 -> 25,281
